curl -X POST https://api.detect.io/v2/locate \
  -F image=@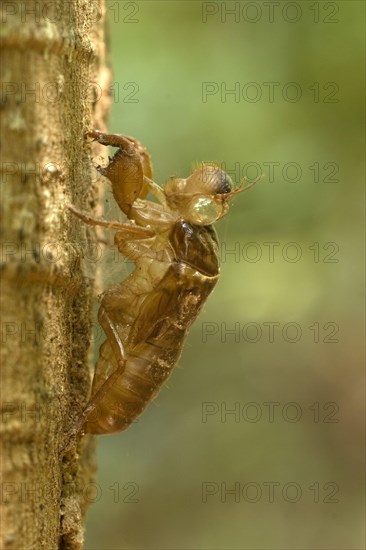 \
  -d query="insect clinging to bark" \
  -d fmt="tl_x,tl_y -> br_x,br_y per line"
67,130 -> 257,438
